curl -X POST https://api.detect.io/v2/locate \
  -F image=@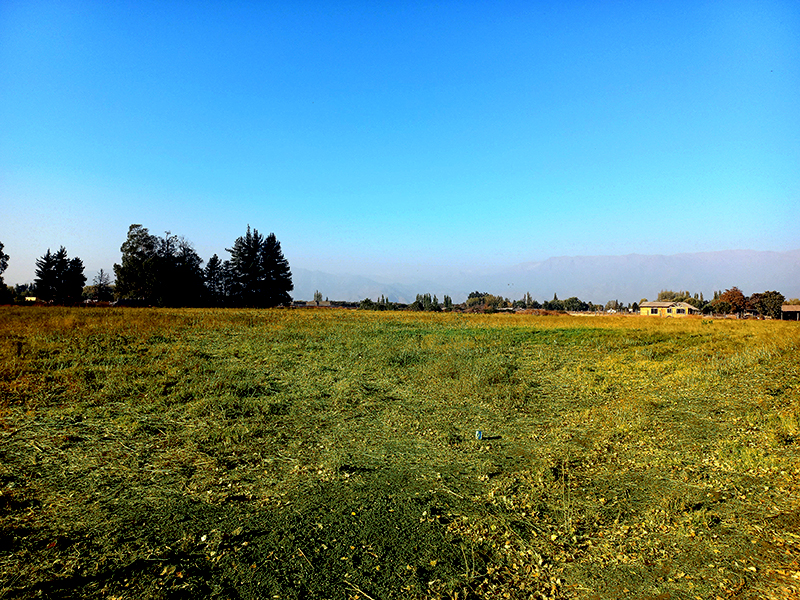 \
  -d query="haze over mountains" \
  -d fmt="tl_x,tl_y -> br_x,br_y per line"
293,249 -> 800,305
